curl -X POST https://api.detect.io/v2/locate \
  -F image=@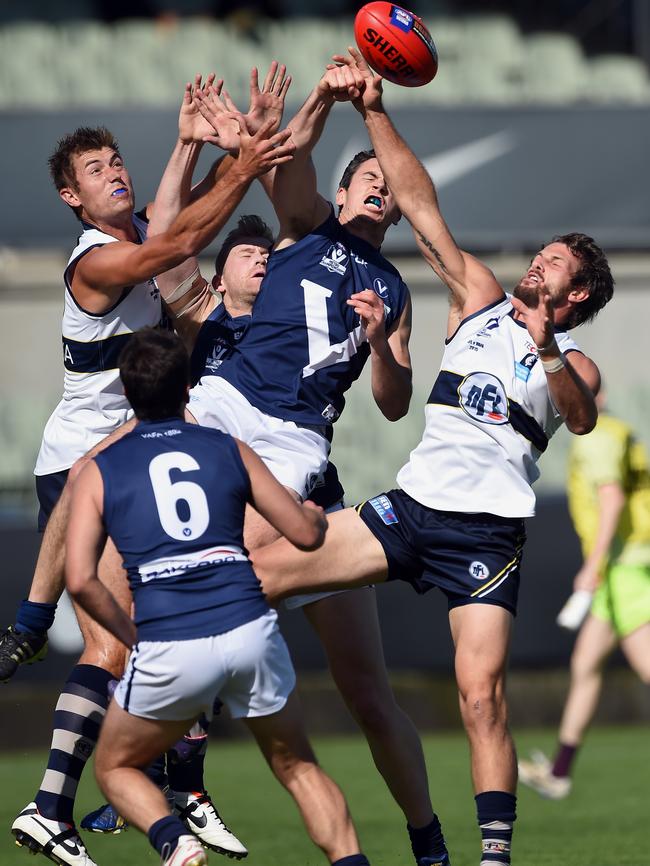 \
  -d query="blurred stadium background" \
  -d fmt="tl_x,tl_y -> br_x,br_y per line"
1,0 -> 649,755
